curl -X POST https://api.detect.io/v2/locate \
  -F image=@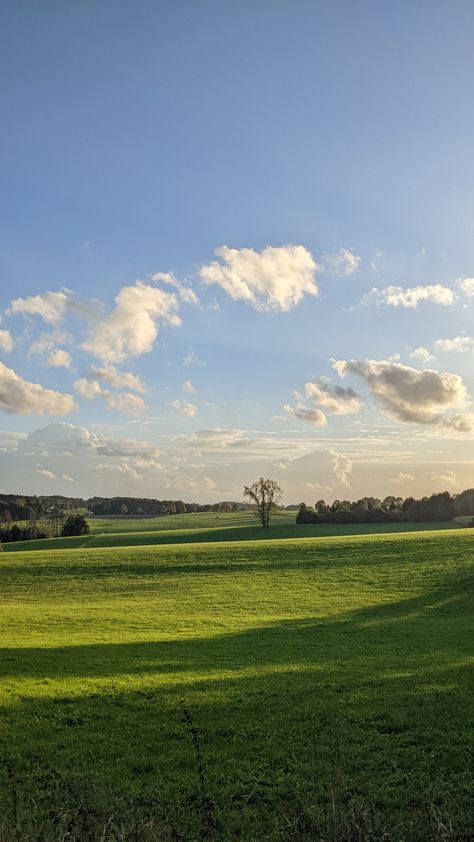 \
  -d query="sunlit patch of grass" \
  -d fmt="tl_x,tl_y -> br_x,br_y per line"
0,530 -> 473,840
